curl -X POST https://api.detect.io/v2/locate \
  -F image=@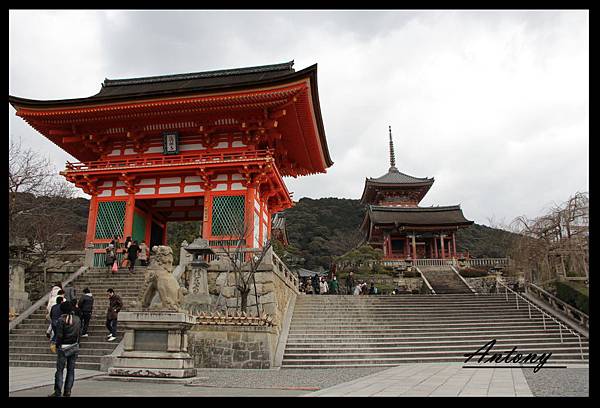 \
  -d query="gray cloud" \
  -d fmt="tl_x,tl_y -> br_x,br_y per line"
9,10 -> 588,226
